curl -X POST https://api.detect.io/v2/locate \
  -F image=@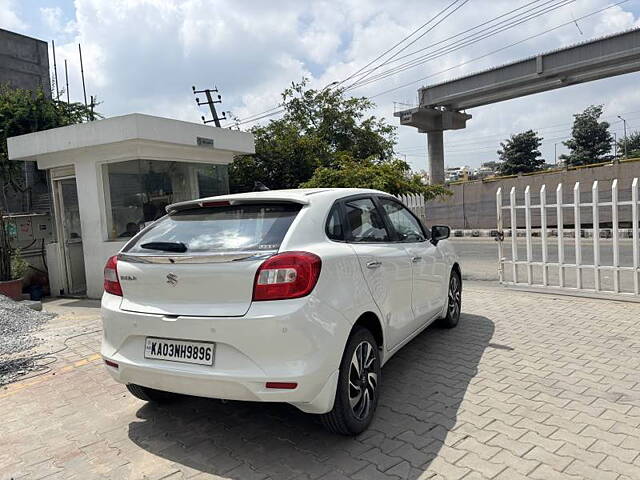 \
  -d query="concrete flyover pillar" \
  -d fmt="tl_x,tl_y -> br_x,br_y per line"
394,107 -> 471,185
427,131 -> 444,185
